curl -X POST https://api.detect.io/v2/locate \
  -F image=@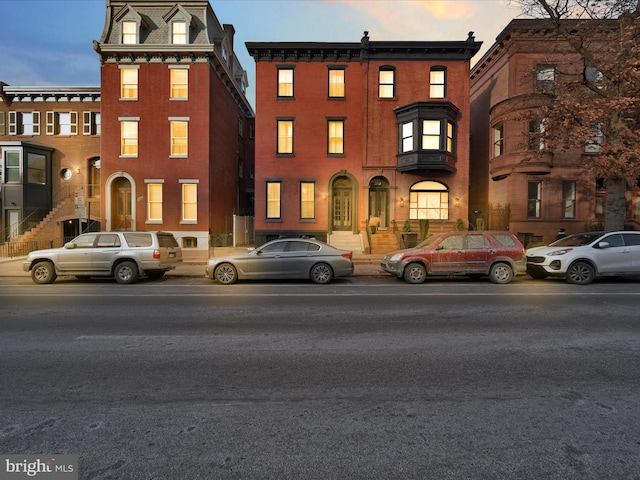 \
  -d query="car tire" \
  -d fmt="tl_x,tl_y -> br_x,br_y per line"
404,262 -> 426,284
489,262 -> 513,284
114,261 -> 140,284
566,261 -> 595,285
31,261 -> 57,284
310,263 -> 333,284
215,263 -> 237,285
